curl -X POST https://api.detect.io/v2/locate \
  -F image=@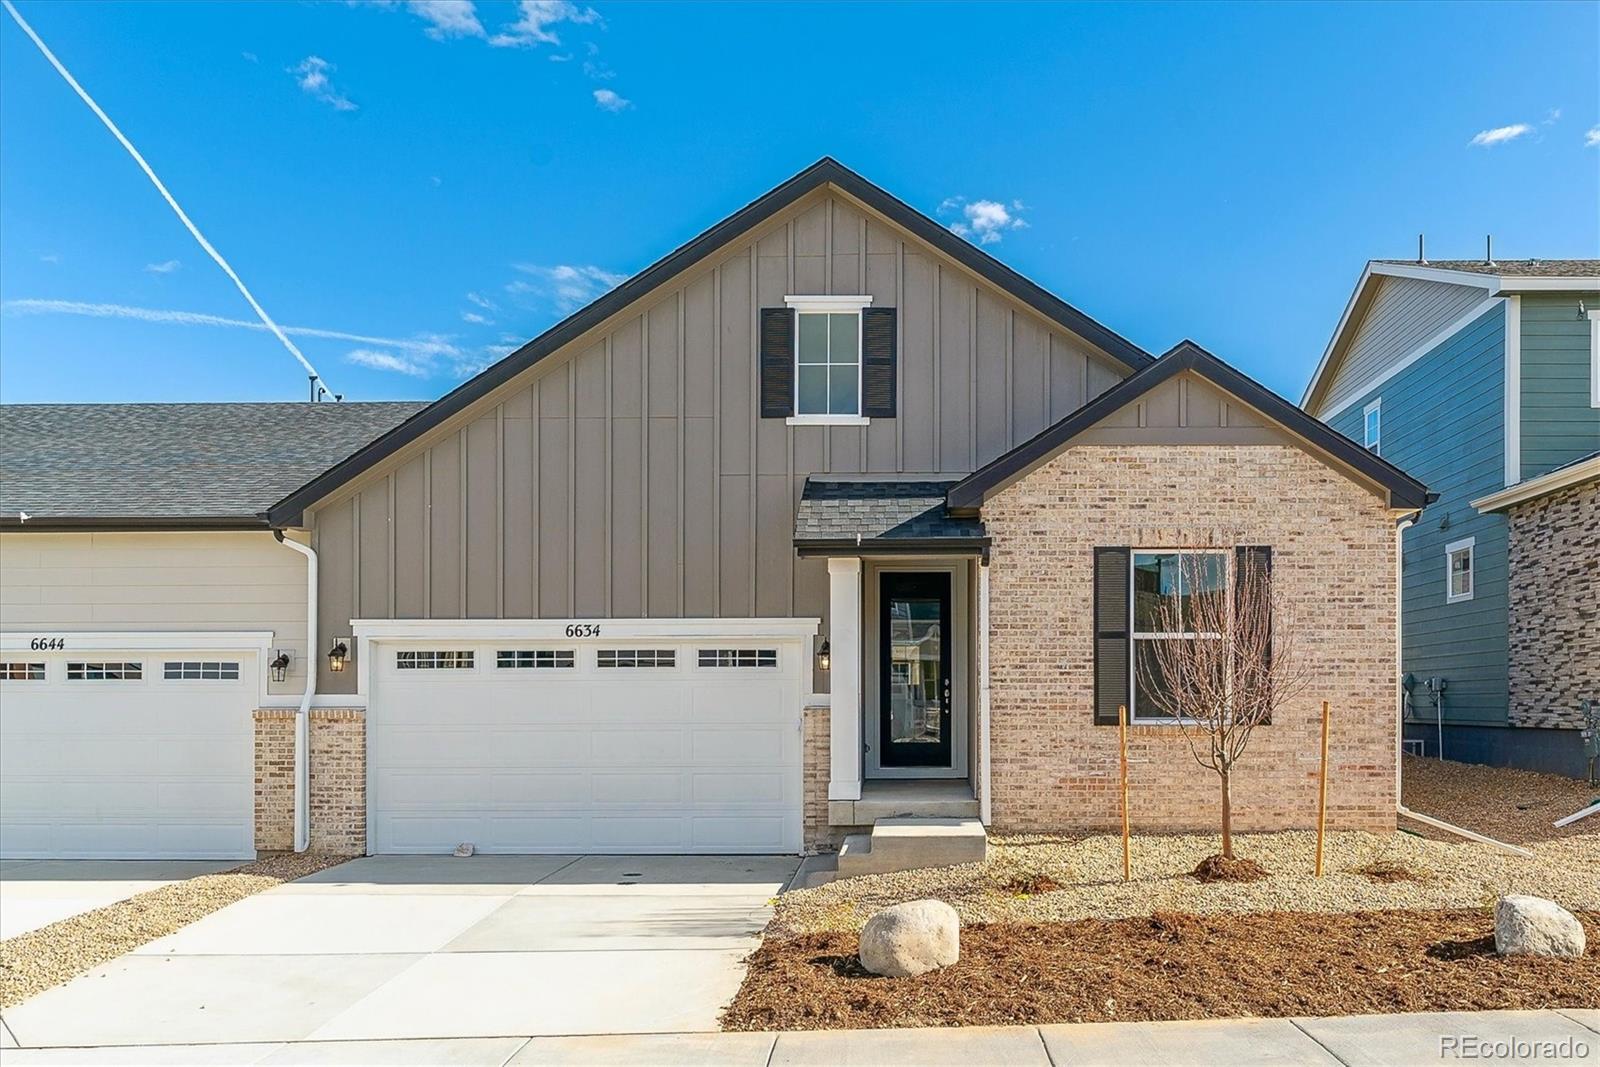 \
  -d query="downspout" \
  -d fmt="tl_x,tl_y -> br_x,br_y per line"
978,553 -> 992,827
274,530 -> 316,853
